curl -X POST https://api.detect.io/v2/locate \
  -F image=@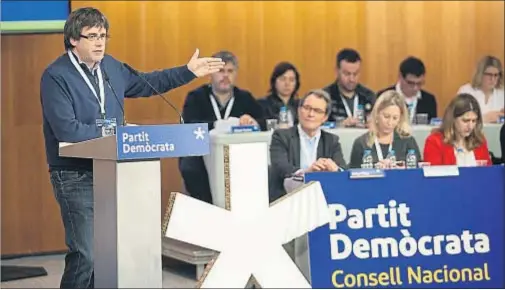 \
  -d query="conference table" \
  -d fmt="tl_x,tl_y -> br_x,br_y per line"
203,124 -> 502,206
